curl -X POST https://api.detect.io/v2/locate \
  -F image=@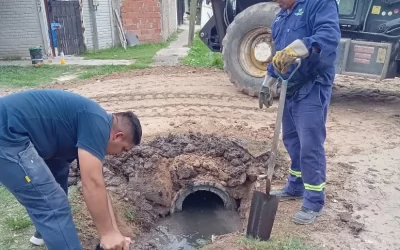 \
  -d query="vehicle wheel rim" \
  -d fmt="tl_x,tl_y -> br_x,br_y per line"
238,27 -> 273,78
